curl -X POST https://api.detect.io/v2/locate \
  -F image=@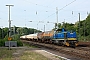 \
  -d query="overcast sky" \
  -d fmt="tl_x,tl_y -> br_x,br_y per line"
0,0 -> 90,31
